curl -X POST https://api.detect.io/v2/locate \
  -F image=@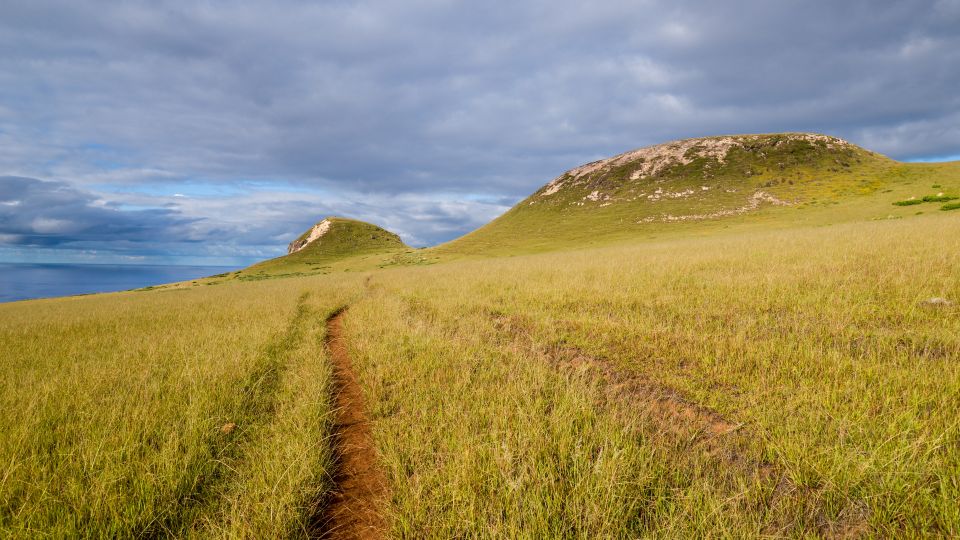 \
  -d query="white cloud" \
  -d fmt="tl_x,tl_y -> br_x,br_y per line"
30,217 -> 73,234
899,37 -> 938,59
